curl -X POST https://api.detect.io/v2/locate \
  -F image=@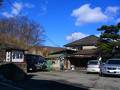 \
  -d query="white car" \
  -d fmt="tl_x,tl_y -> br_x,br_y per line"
100,59 -> 120,76
86,60 -> 100,73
